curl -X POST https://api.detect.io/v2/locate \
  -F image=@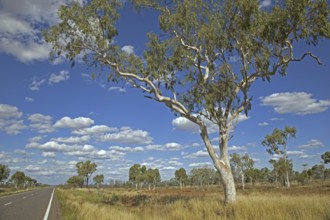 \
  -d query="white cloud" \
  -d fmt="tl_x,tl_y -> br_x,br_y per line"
260,92 -> 330,115
73,125 -> 116,135
298,139 -> 324,149
49,70 -> 70,84
98,127 -> 152,144
109,146 -> 144,153
29,78 -> 46,91
25,97 -> 35,102
0,104 -> 26,134
189,162 -> 212,168
28,113 -> 55,133
164,142 -> 182,150
228,145 -> 247,151
287,151 -> 305,156
0,0 -> 71,63
258,122 -> 269,126
0,104 -> 22,118
42,152 -> 56,158
54,116 -> 94,129
108,87 -> 126,93
145,142 -> 182,151
184,150 -> 209,158
121,45 -> 135,55
52,135 -> 90,144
